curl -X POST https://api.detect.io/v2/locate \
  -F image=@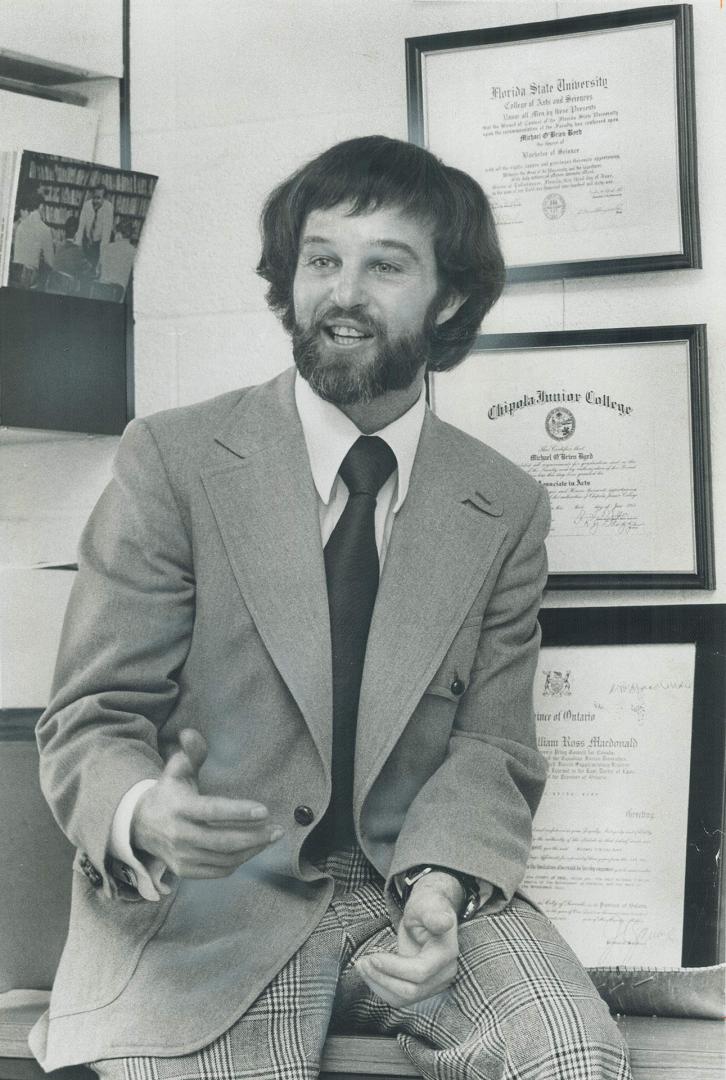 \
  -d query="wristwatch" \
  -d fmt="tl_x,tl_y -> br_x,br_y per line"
400,864 -> 481,922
